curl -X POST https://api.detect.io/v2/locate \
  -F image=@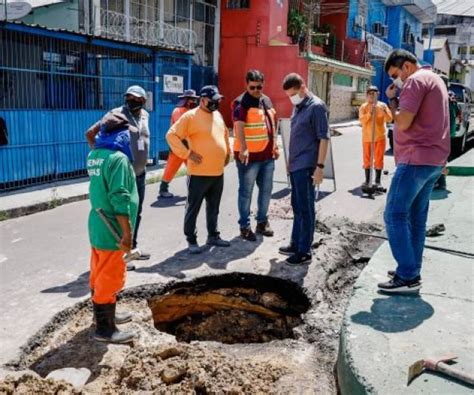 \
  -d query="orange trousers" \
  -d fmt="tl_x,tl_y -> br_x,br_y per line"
89,248 -> 126,304
363,140 -> 386,170
162,151 -> 186,183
